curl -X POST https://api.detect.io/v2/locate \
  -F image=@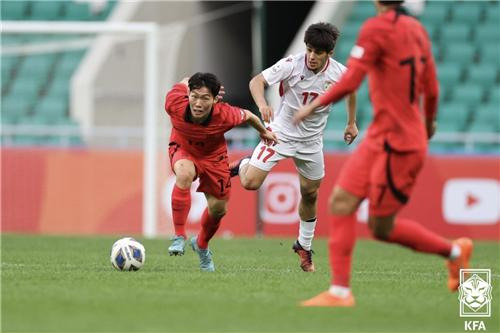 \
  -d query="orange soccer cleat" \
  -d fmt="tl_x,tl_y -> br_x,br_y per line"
446,237 -> 473,292
300,291 -> 356,307
292,240 -> 315,272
